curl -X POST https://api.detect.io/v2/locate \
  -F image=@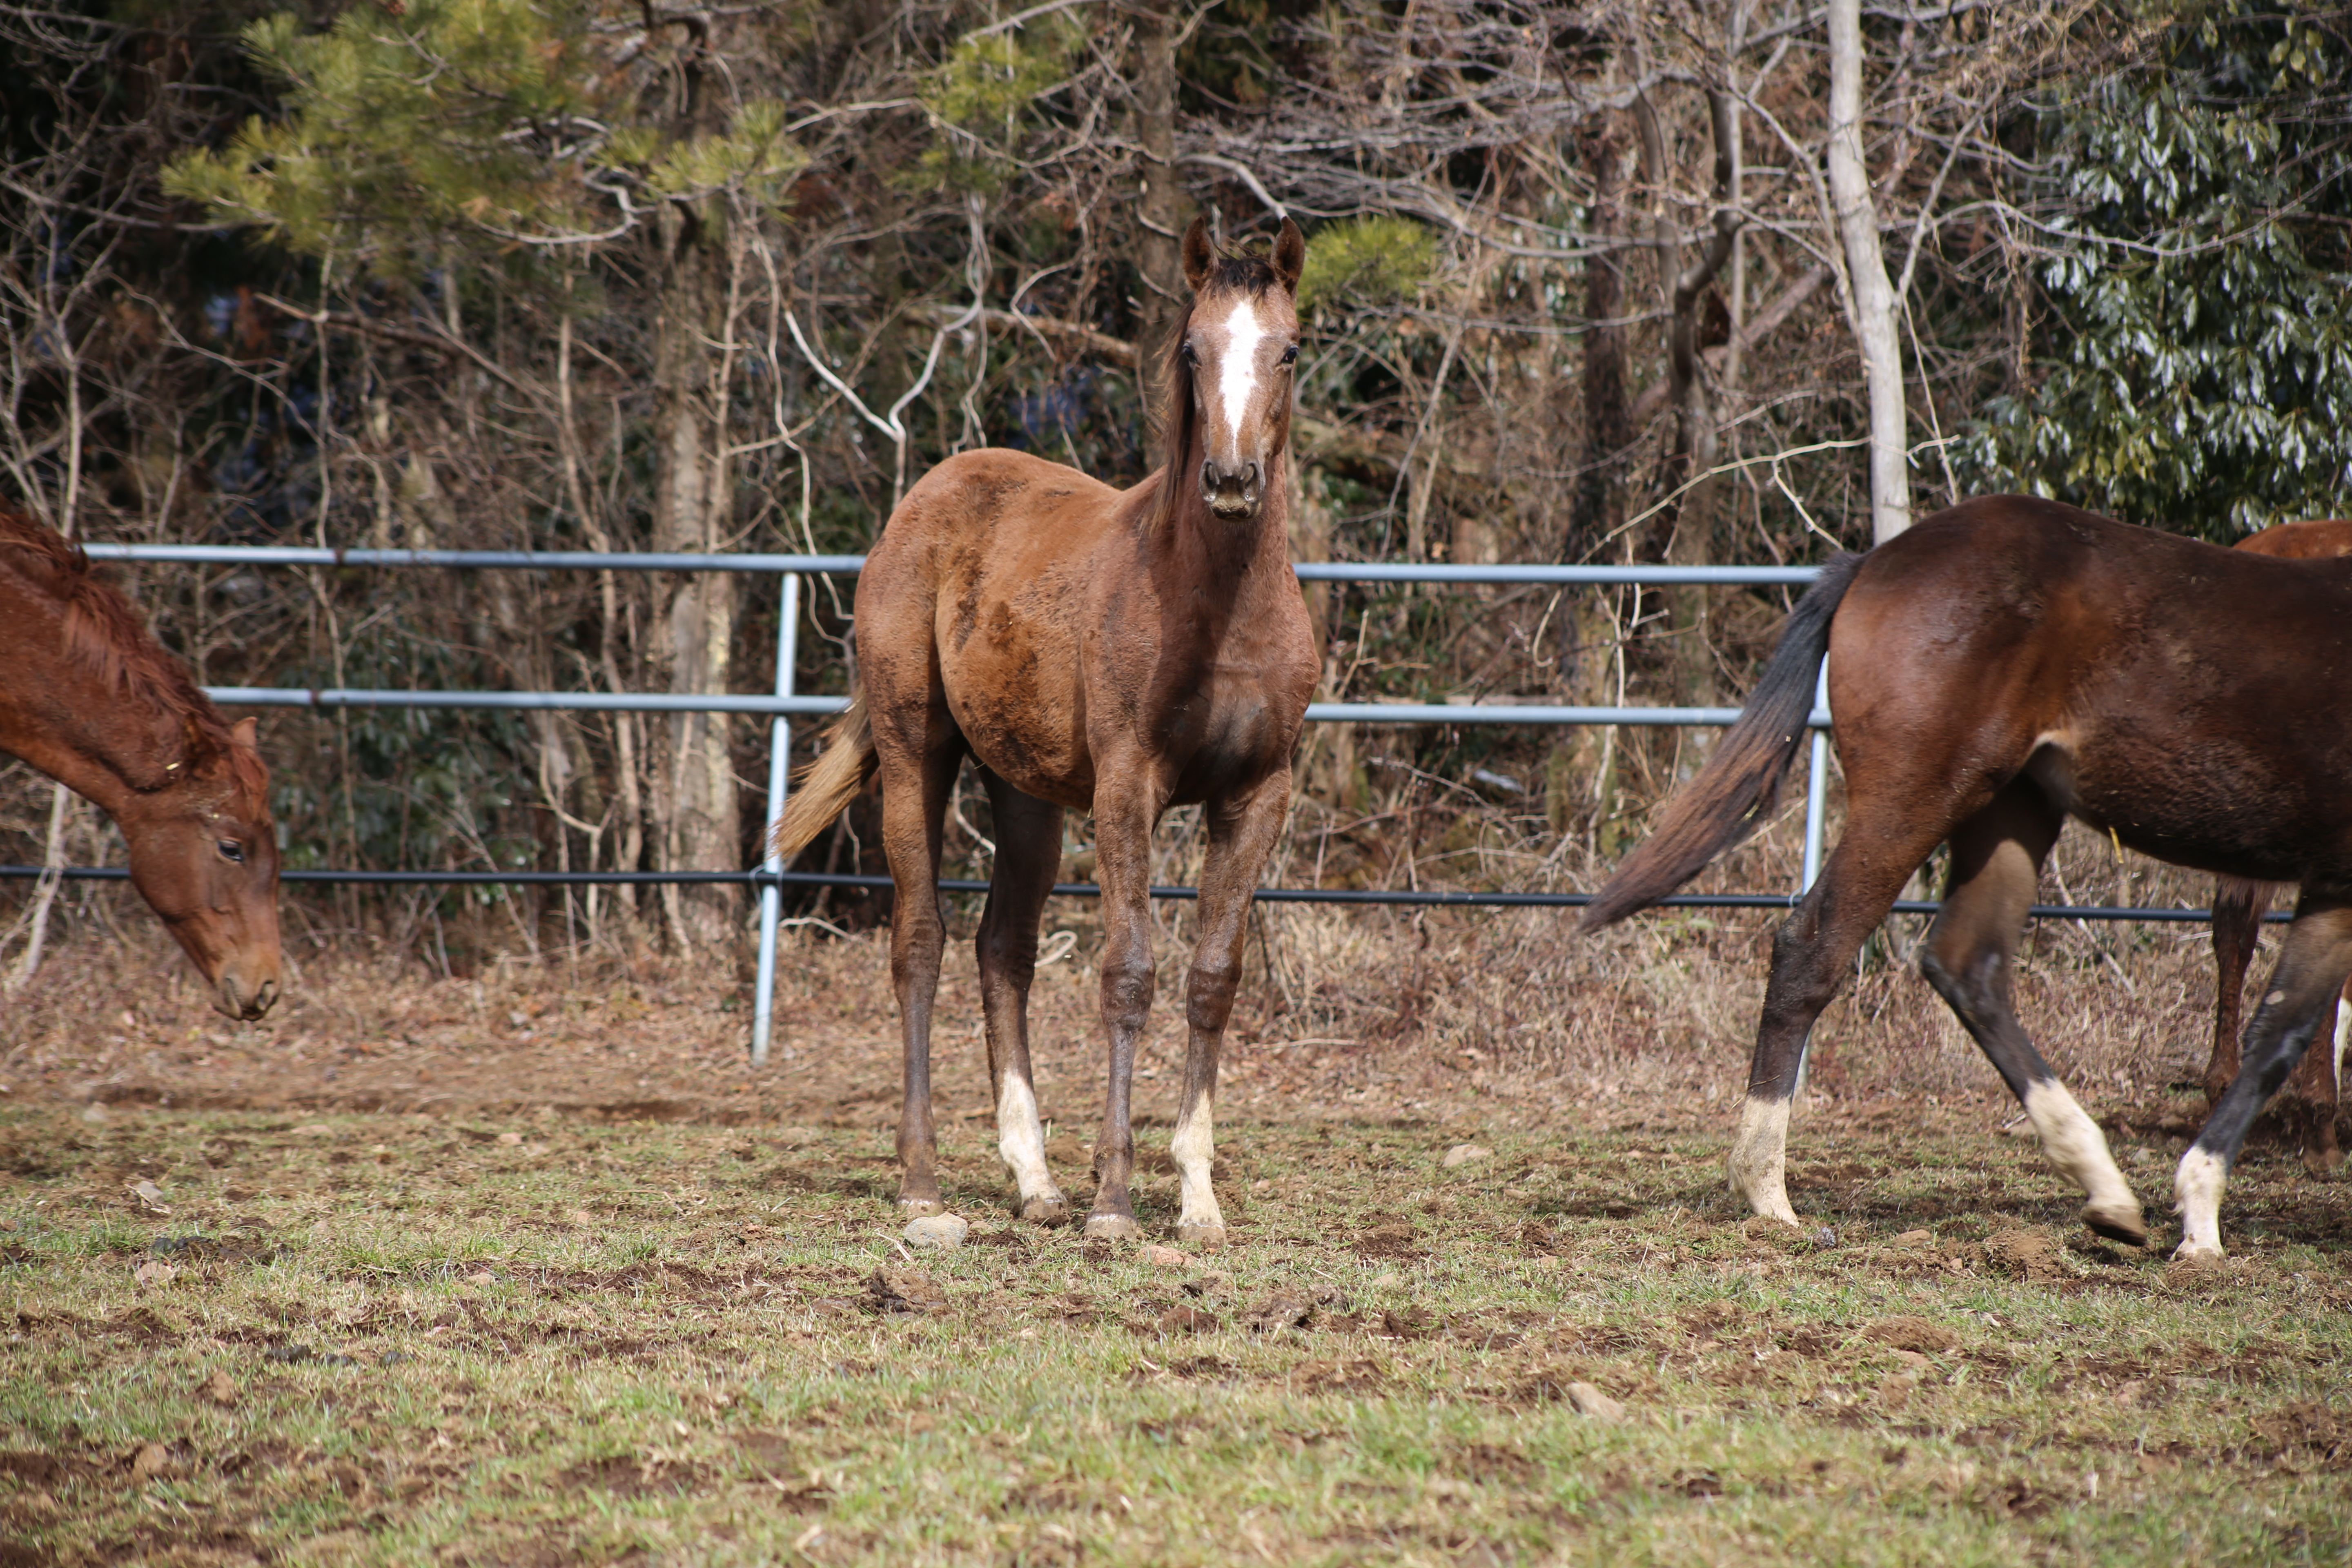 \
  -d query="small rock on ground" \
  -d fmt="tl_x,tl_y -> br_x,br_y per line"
1893,1228 -> 1935,1249
1140,1243 -> 1187,1267
1441,1144 -> 1492,1169
1566,1382 -> 1624,1422
904,1214 -> 969,1252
